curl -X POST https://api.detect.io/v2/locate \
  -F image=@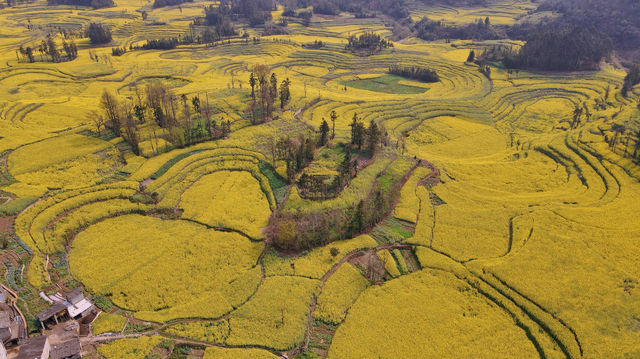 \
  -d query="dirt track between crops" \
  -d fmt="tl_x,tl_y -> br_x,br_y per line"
0,215 -> 11,233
